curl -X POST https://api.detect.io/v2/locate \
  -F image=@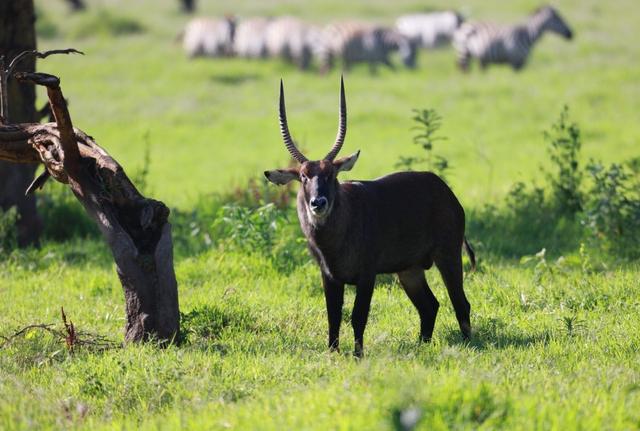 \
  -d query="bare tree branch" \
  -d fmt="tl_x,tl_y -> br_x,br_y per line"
7,48 -> 83,76
0,48 -> 82,125
15,72 -> 80,175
